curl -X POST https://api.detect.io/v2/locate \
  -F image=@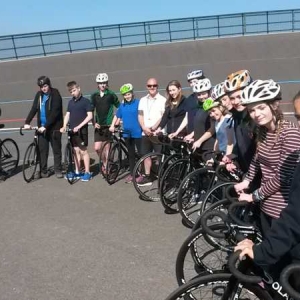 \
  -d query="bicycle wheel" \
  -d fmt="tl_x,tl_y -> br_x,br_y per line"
199,181 -> 236,217
157,153 -> 182,189
166,272 -> 272,300
99,141 -> 112,178
159,158 -> 190,213
177,167 -> 216,228
22,143 -> 38,183
0,138 -> 20,176
176,223 -> 232,285
64,143 -> 76,185
132,152 -> 164,201
106,143 -> 124,185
